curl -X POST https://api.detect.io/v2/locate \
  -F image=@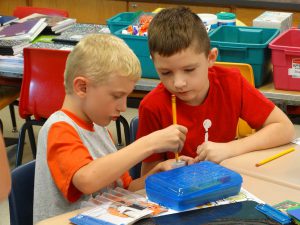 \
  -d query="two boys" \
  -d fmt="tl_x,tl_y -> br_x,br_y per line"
33,34 -> 192,223
34,6 -> 294,223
